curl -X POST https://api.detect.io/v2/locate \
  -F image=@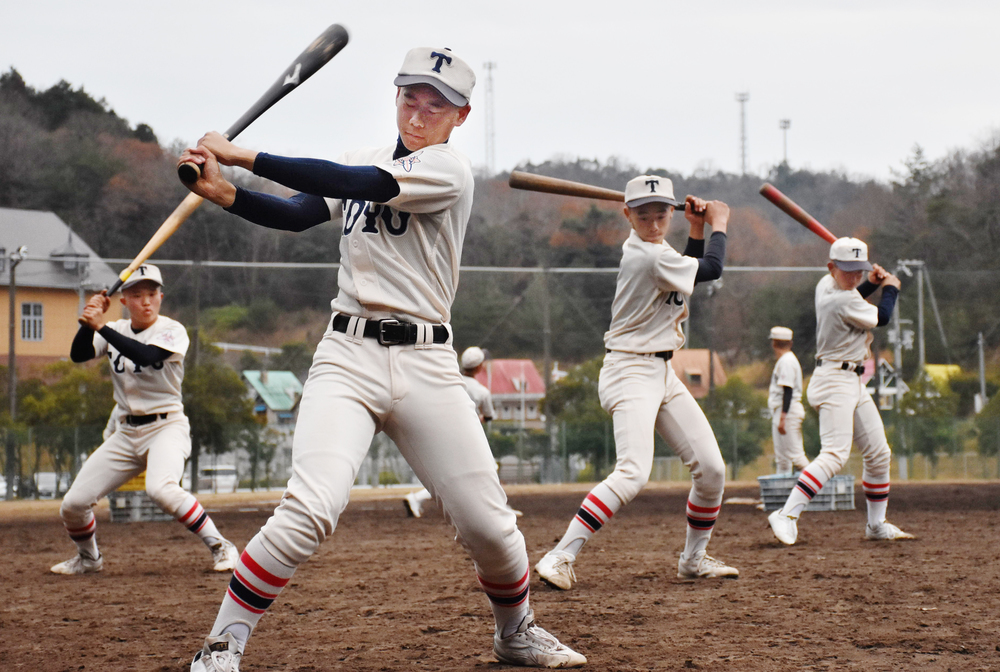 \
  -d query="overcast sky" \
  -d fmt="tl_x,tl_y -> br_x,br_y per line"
3,1 -> 999,183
